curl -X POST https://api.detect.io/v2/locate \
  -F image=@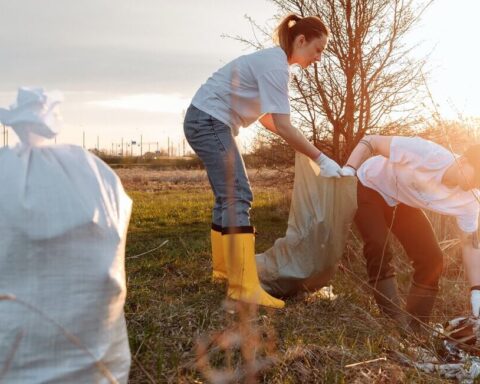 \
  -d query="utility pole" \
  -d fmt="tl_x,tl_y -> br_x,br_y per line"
140,135 -> 143,157
167,137 -> 170,157
121,137 -> 124,156
97,135 -> 99,152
